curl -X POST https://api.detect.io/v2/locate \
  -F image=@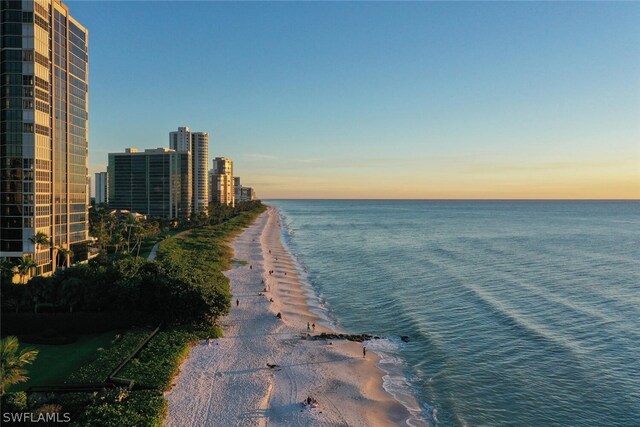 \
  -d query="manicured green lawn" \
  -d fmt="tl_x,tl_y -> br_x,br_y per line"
15,332 -> 118,391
